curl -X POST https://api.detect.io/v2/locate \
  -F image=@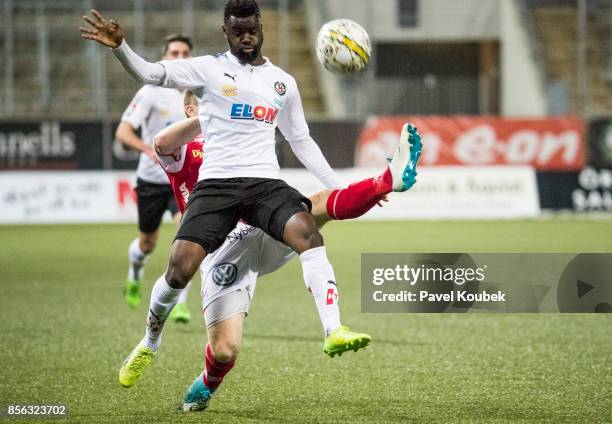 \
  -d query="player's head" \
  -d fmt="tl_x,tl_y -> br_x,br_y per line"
184,90 -> 199,118
222,0 -> 263,64
162,34 -> 193,60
